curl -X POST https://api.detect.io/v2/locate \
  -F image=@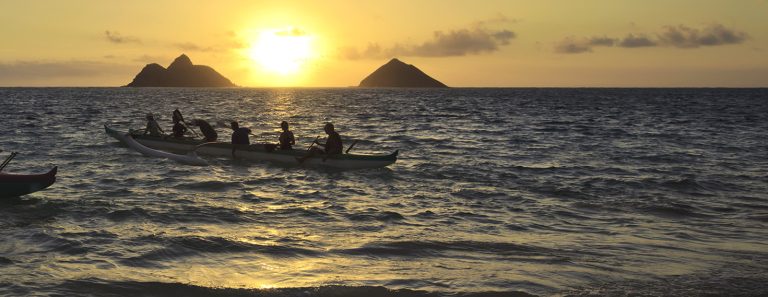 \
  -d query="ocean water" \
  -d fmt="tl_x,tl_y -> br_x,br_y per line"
1,87 -> 767,297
